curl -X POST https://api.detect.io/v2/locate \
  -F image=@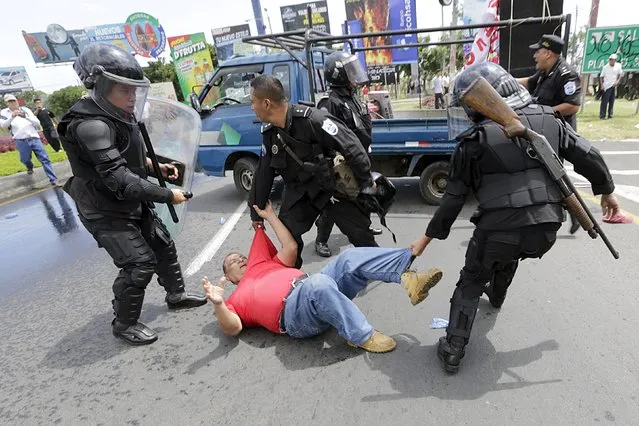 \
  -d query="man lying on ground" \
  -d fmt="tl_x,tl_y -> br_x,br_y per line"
202,200 -> 443,353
